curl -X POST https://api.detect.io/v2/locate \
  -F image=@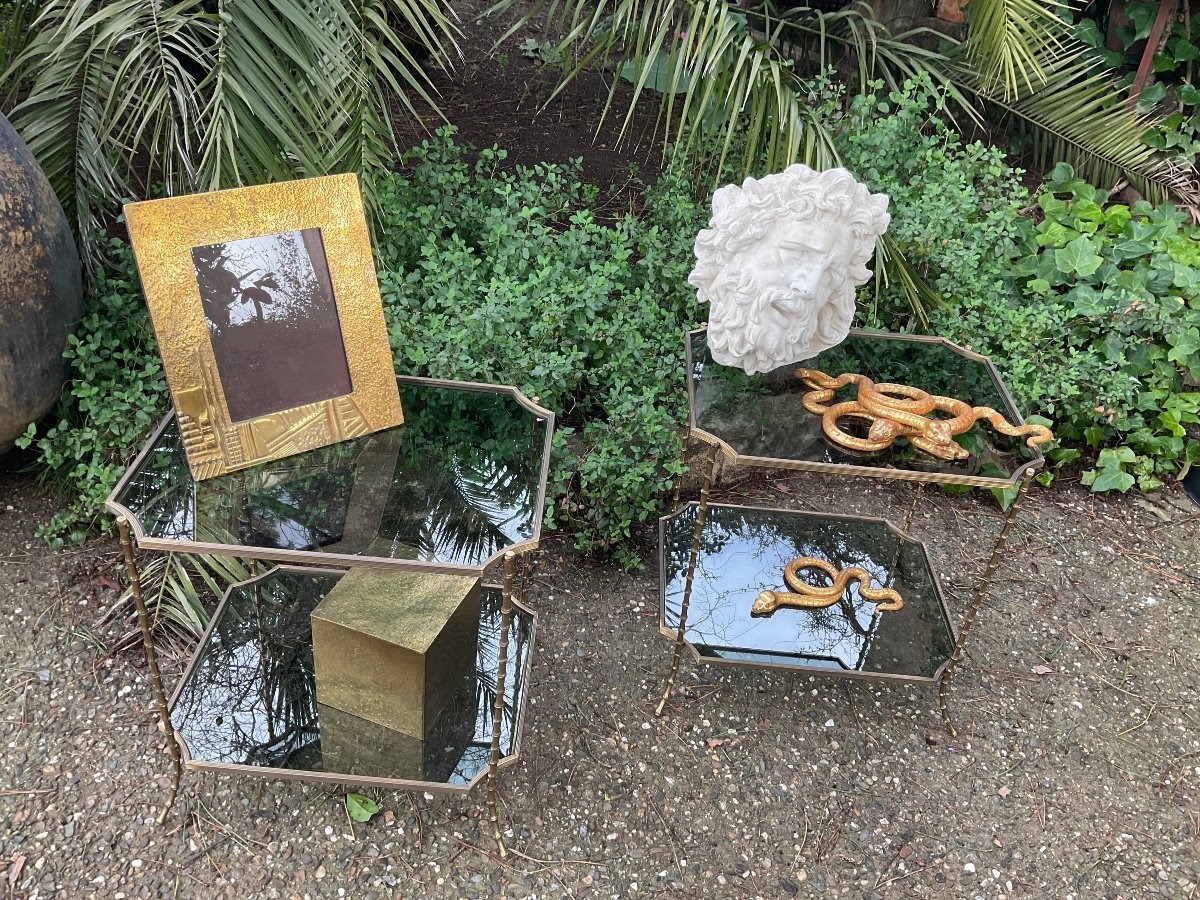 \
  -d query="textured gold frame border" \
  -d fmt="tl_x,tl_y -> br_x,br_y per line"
124,174 -> 403,480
